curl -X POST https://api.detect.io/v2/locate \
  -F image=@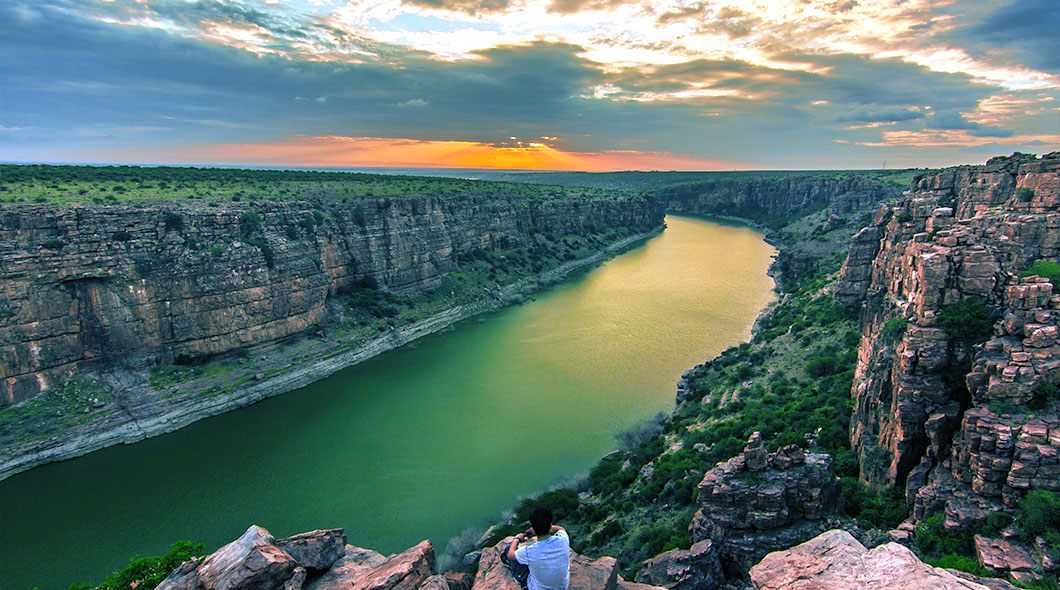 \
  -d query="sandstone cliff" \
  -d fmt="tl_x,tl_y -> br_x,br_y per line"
836,153 -> 1060,576
0,190 -> 662,478
658,174 -> 897,222
0,193 -> 660,406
